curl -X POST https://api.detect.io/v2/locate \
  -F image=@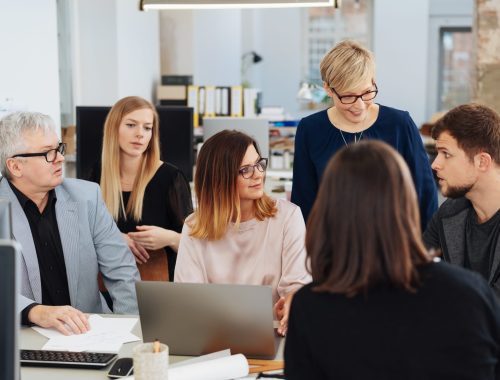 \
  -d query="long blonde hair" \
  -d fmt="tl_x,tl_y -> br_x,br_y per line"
190,130 -> 277,240
100,96 -> 161,221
